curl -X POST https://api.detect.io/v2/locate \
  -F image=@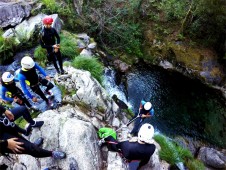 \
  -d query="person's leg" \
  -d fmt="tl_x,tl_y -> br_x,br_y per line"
10,106 -> 34,124
30,85 -> 49,103
55,50 -> 64,73
1,133 -> 52,158
104,136 -> 119,151
39,77 -> 54,92
50,50 -> 60,73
